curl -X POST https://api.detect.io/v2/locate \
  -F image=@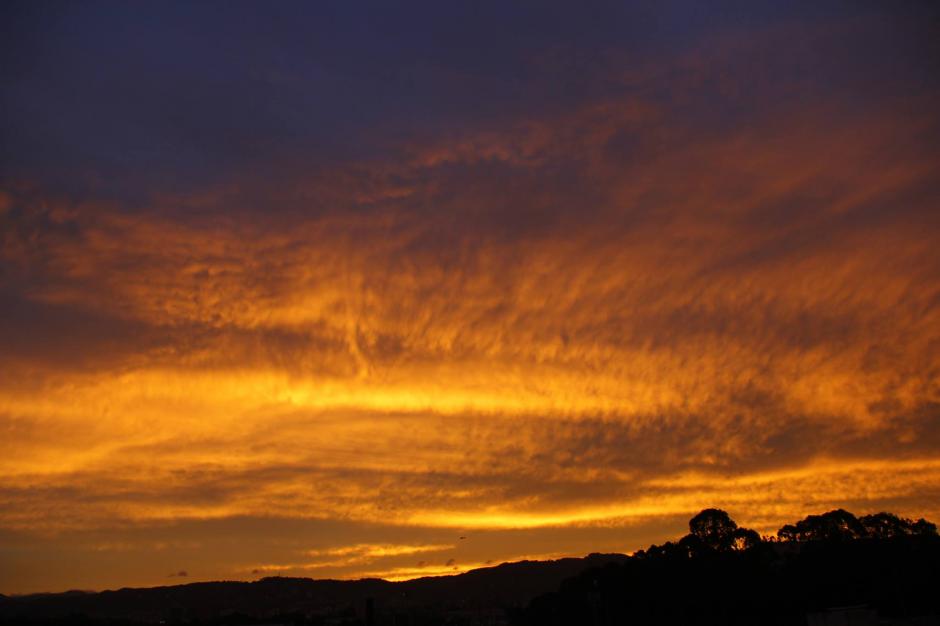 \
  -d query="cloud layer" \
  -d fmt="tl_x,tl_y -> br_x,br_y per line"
1,0 -> 938,594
